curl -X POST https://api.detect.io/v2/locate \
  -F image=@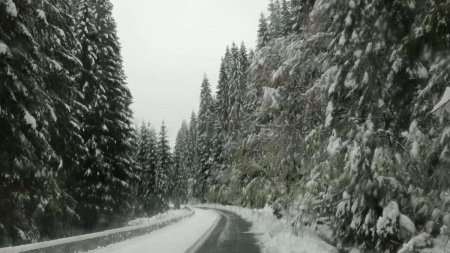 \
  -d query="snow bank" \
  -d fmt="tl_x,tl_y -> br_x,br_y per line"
2,208 -> 194,253
199,204 -> 337,253
128,208 -> 192,226
87,208 -> 220,253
